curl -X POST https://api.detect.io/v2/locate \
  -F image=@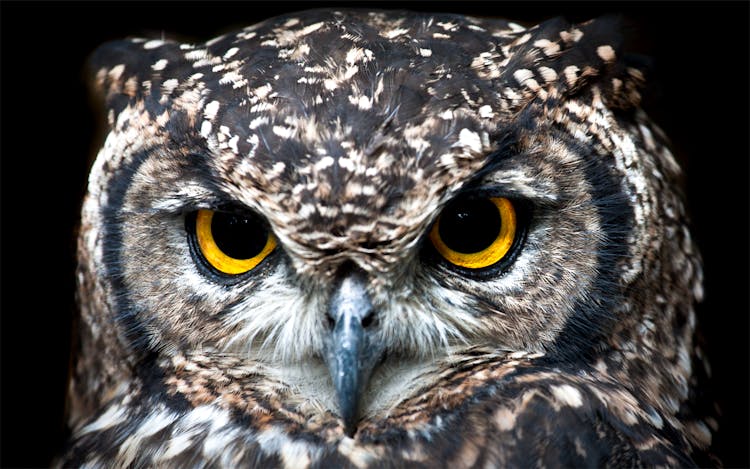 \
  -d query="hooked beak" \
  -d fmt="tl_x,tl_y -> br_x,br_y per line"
323,271 -> 384,436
